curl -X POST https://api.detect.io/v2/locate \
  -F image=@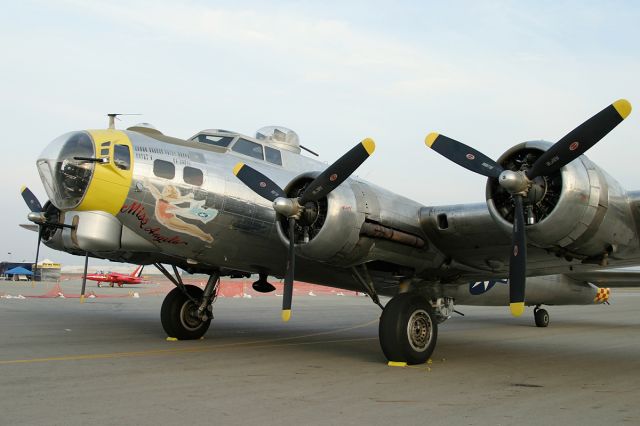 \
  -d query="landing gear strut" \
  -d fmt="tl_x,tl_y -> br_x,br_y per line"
534,306 -> 549,327
379,293 -> 438,365
155,263 -> 220,340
